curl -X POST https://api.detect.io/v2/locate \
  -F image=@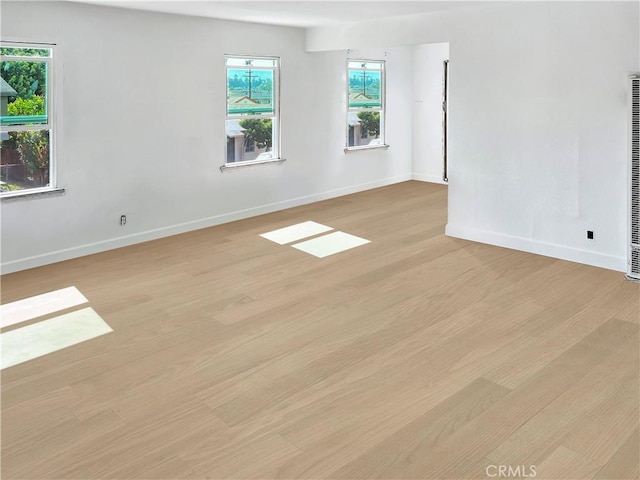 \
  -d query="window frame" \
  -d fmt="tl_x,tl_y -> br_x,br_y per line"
345,58 -> 388,152
0,40 -> 62,199
223,54 -> 283,170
